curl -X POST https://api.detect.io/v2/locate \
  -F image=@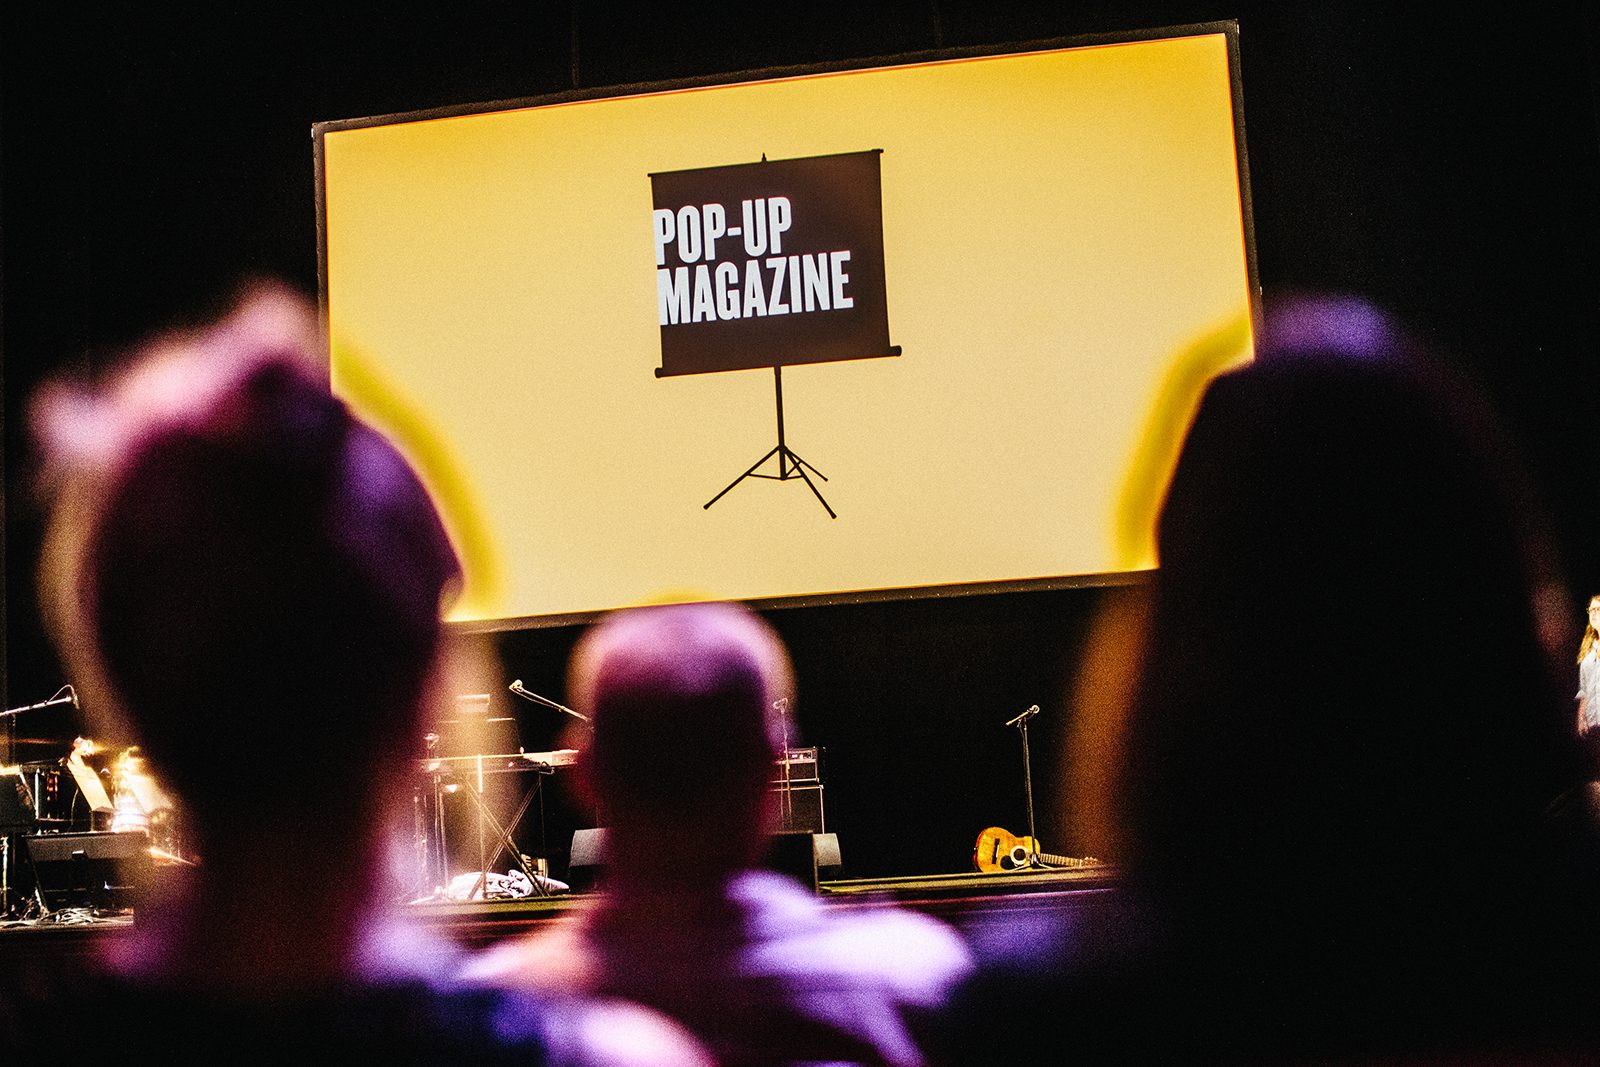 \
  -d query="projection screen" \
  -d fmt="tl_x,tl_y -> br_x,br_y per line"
316,24 -> 1258,625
